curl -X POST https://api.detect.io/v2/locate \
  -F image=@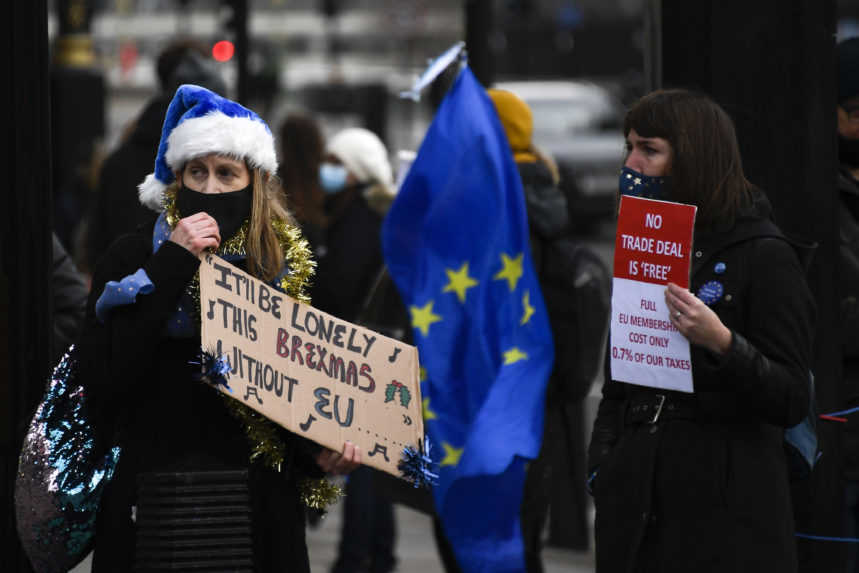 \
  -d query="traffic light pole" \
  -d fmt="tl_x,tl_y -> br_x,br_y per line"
230,0 -> 249,105
464,0 -> 495,88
